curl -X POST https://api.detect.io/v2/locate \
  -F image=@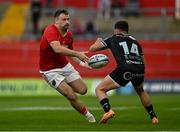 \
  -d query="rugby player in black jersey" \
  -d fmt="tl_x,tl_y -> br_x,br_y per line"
89,20 -> 159,124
